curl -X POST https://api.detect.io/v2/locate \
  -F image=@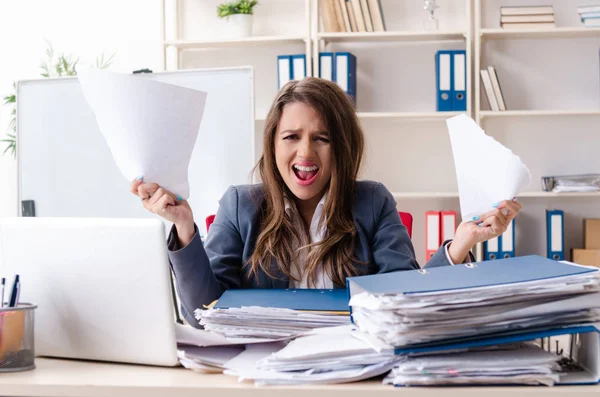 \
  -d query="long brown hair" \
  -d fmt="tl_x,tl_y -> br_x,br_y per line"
249,77 -> 365,287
